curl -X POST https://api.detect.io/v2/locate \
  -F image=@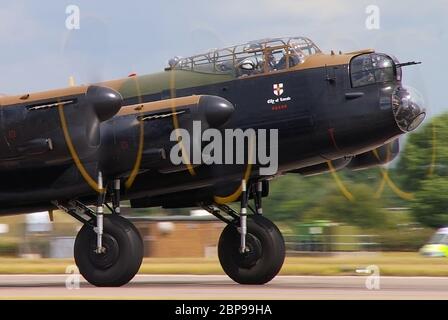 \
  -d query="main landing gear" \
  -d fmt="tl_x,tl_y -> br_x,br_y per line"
54,175 -> 283,286
53,175 -> 143,287
201,180 -> 285,285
